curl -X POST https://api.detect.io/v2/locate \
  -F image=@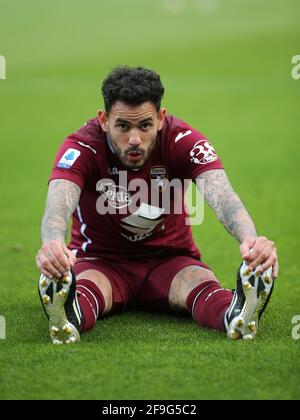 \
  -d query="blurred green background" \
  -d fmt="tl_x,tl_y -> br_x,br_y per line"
0,0 -> 299,400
